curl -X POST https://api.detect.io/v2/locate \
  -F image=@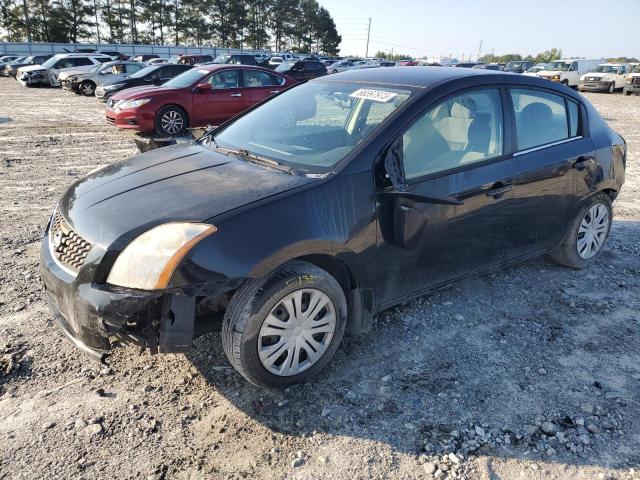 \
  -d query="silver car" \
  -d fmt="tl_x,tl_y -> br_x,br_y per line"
61,61 -> 145,96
